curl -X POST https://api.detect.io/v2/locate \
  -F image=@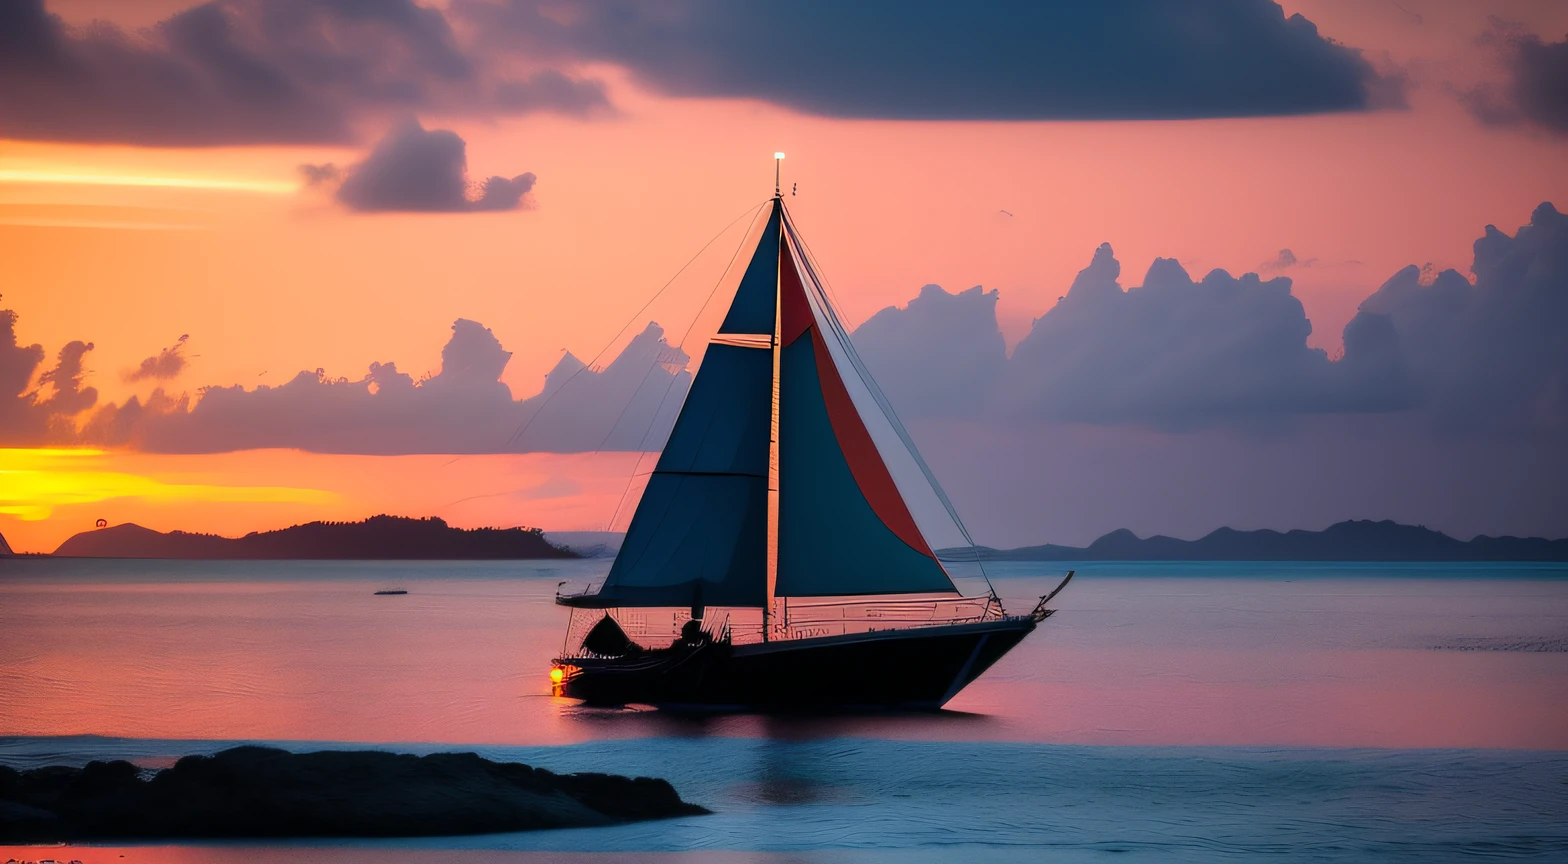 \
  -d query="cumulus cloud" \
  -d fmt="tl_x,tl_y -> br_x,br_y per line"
124,335 -> 190,383
459,0 -> 1403,120
1457,18 -> 1568,136
0,0 -> 607,146
0,309 -> 97,444
852,204 -> 1566,434
330,120 -> 537,213
999,247 -> 1407,427
853,285 -> 1006,419
17,202 -> 1564,453
83,319 -> 689,455
1359,202 -> 1568,430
